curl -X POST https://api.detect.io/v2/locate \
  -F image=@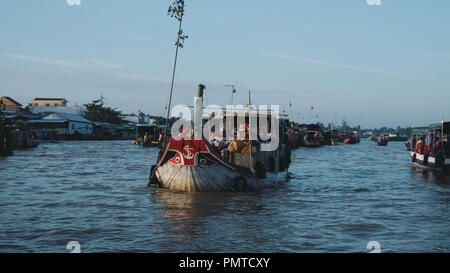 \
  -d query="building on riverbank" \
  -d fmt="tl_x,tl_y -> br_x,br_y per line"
31,98 -> 68,107
1,96 -> 23,112
27,112 -> 94,137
